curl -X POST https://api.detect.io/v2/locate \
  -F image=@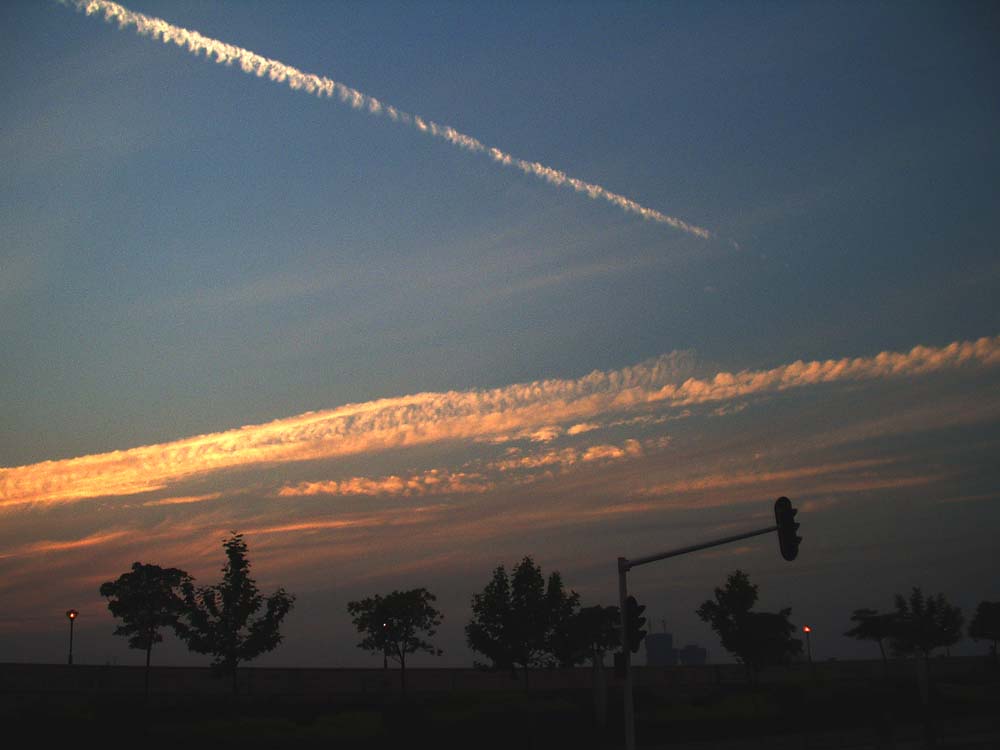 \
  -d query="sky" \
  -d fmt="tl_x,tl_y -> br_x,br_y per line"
1,0 -> 998,669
